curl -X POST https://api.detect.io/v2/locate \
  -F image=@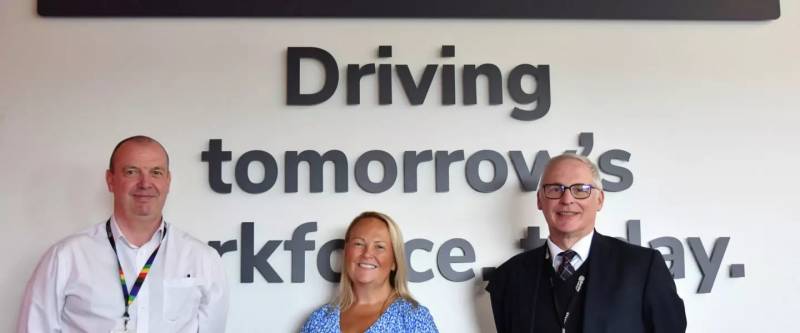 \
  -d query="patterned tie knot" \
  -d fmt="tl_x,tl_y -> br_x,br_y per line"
557,250 -> 577,281
559,250 -> 577,262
